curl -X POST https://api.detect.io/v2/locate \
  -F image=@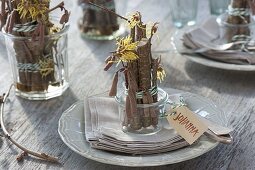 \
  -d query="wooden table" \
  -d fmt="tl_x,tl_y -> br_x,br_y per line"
0,0 -> 254,169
